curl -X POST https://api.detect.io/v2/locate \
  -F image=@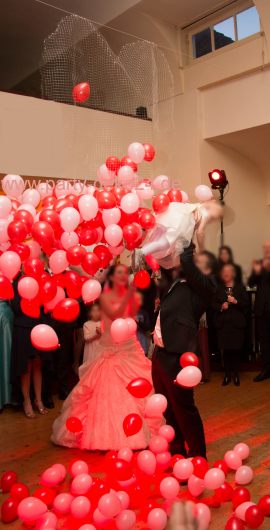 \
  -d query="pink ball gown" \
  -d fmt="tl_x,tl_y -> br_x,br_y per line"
51,312 -> 160,450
